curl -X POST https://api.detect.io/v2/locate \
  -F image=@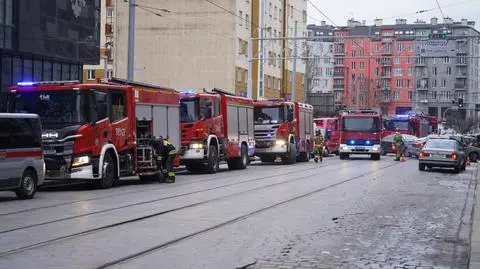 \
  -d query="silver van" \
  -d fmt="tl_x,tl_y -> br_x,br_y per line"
0,113 -> 45,199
